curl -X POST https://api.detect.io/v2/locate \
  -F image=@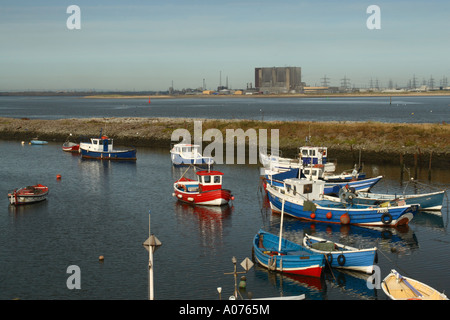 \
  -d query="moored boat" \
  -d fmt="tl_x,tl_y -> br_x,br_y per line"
170,143 -> 214,166
336,185 -> 445,211
382,269 -> 448,300
62,141 -> 80,153
79,134 -> 136,160
253,229 -> 325,277
262,167 -> 382,195
30,139 -> 48,145
62,134 -> 80,152
303,234 -> 378,274
266,178 -> 418,227
8,184 -> 49,205
173,169 -> 233,206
